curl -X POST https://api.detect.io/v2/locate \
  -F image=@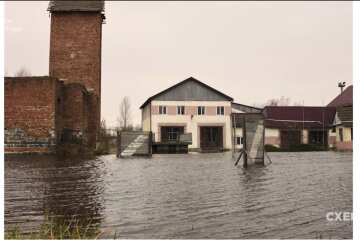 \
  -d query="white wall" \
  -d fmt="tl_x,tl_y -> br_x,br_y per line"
150,100 -> 232,149
142,118 -> 151,131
